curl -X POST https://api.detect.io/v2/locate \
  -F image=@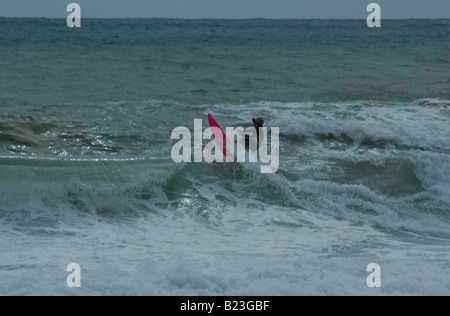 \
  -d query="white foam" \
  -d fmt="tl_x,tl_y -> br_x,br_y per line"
410,151 -> 450,205
224,100 -> 450,153
2,206 -> 449,296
